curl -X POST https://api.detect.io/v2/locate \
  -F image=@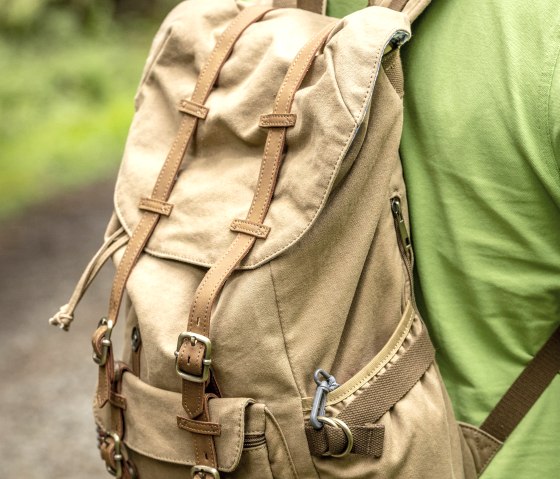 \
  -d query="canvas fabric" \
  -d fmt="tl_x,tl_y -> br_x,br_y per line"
51,0 -> 501,477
